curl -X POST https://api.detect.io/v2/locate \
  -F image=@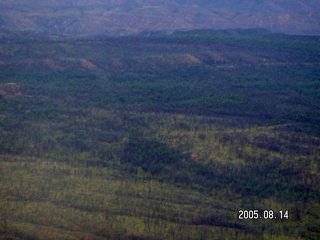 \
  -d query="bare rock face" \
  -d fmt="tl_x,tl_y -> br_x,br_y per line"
0,0 -> 319,35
